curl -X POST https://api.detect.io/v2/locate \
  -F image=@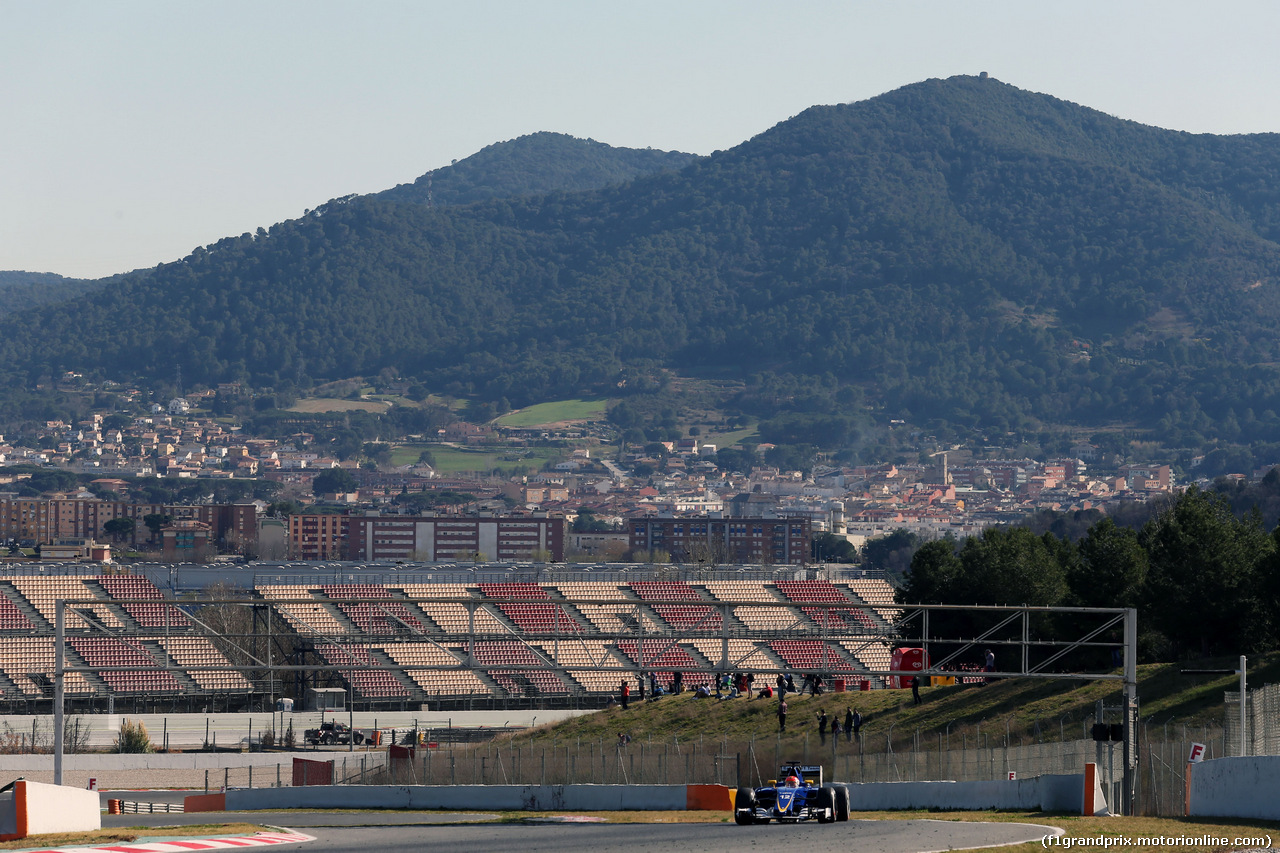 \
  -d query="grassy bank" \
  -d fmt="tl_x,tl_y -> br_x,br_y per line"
502,654 -> 1280,750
